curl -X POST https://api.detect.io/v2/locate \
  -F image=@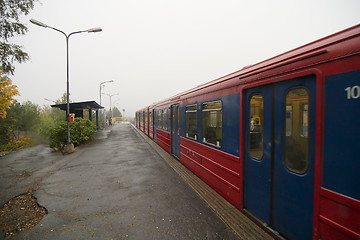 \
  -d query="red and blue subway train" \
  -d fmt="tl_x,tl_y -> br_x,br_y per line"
135,25 -> 360,240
